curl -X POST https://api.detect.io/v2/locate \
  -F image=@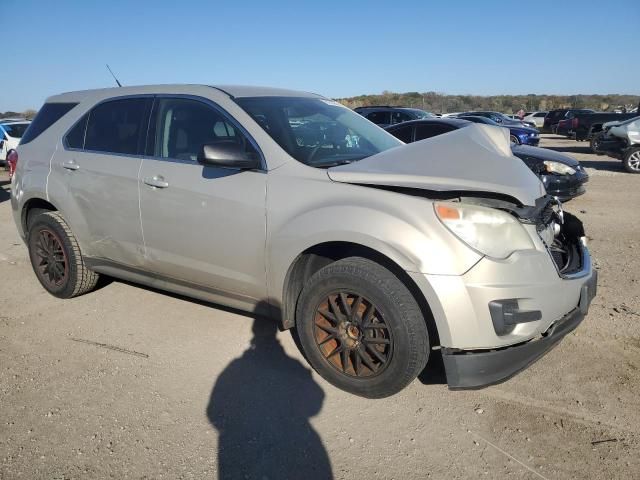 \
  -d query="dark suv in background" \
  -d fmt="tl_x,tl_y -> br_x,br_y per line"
543,109 -> 595,134
354,106 -> 434,127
